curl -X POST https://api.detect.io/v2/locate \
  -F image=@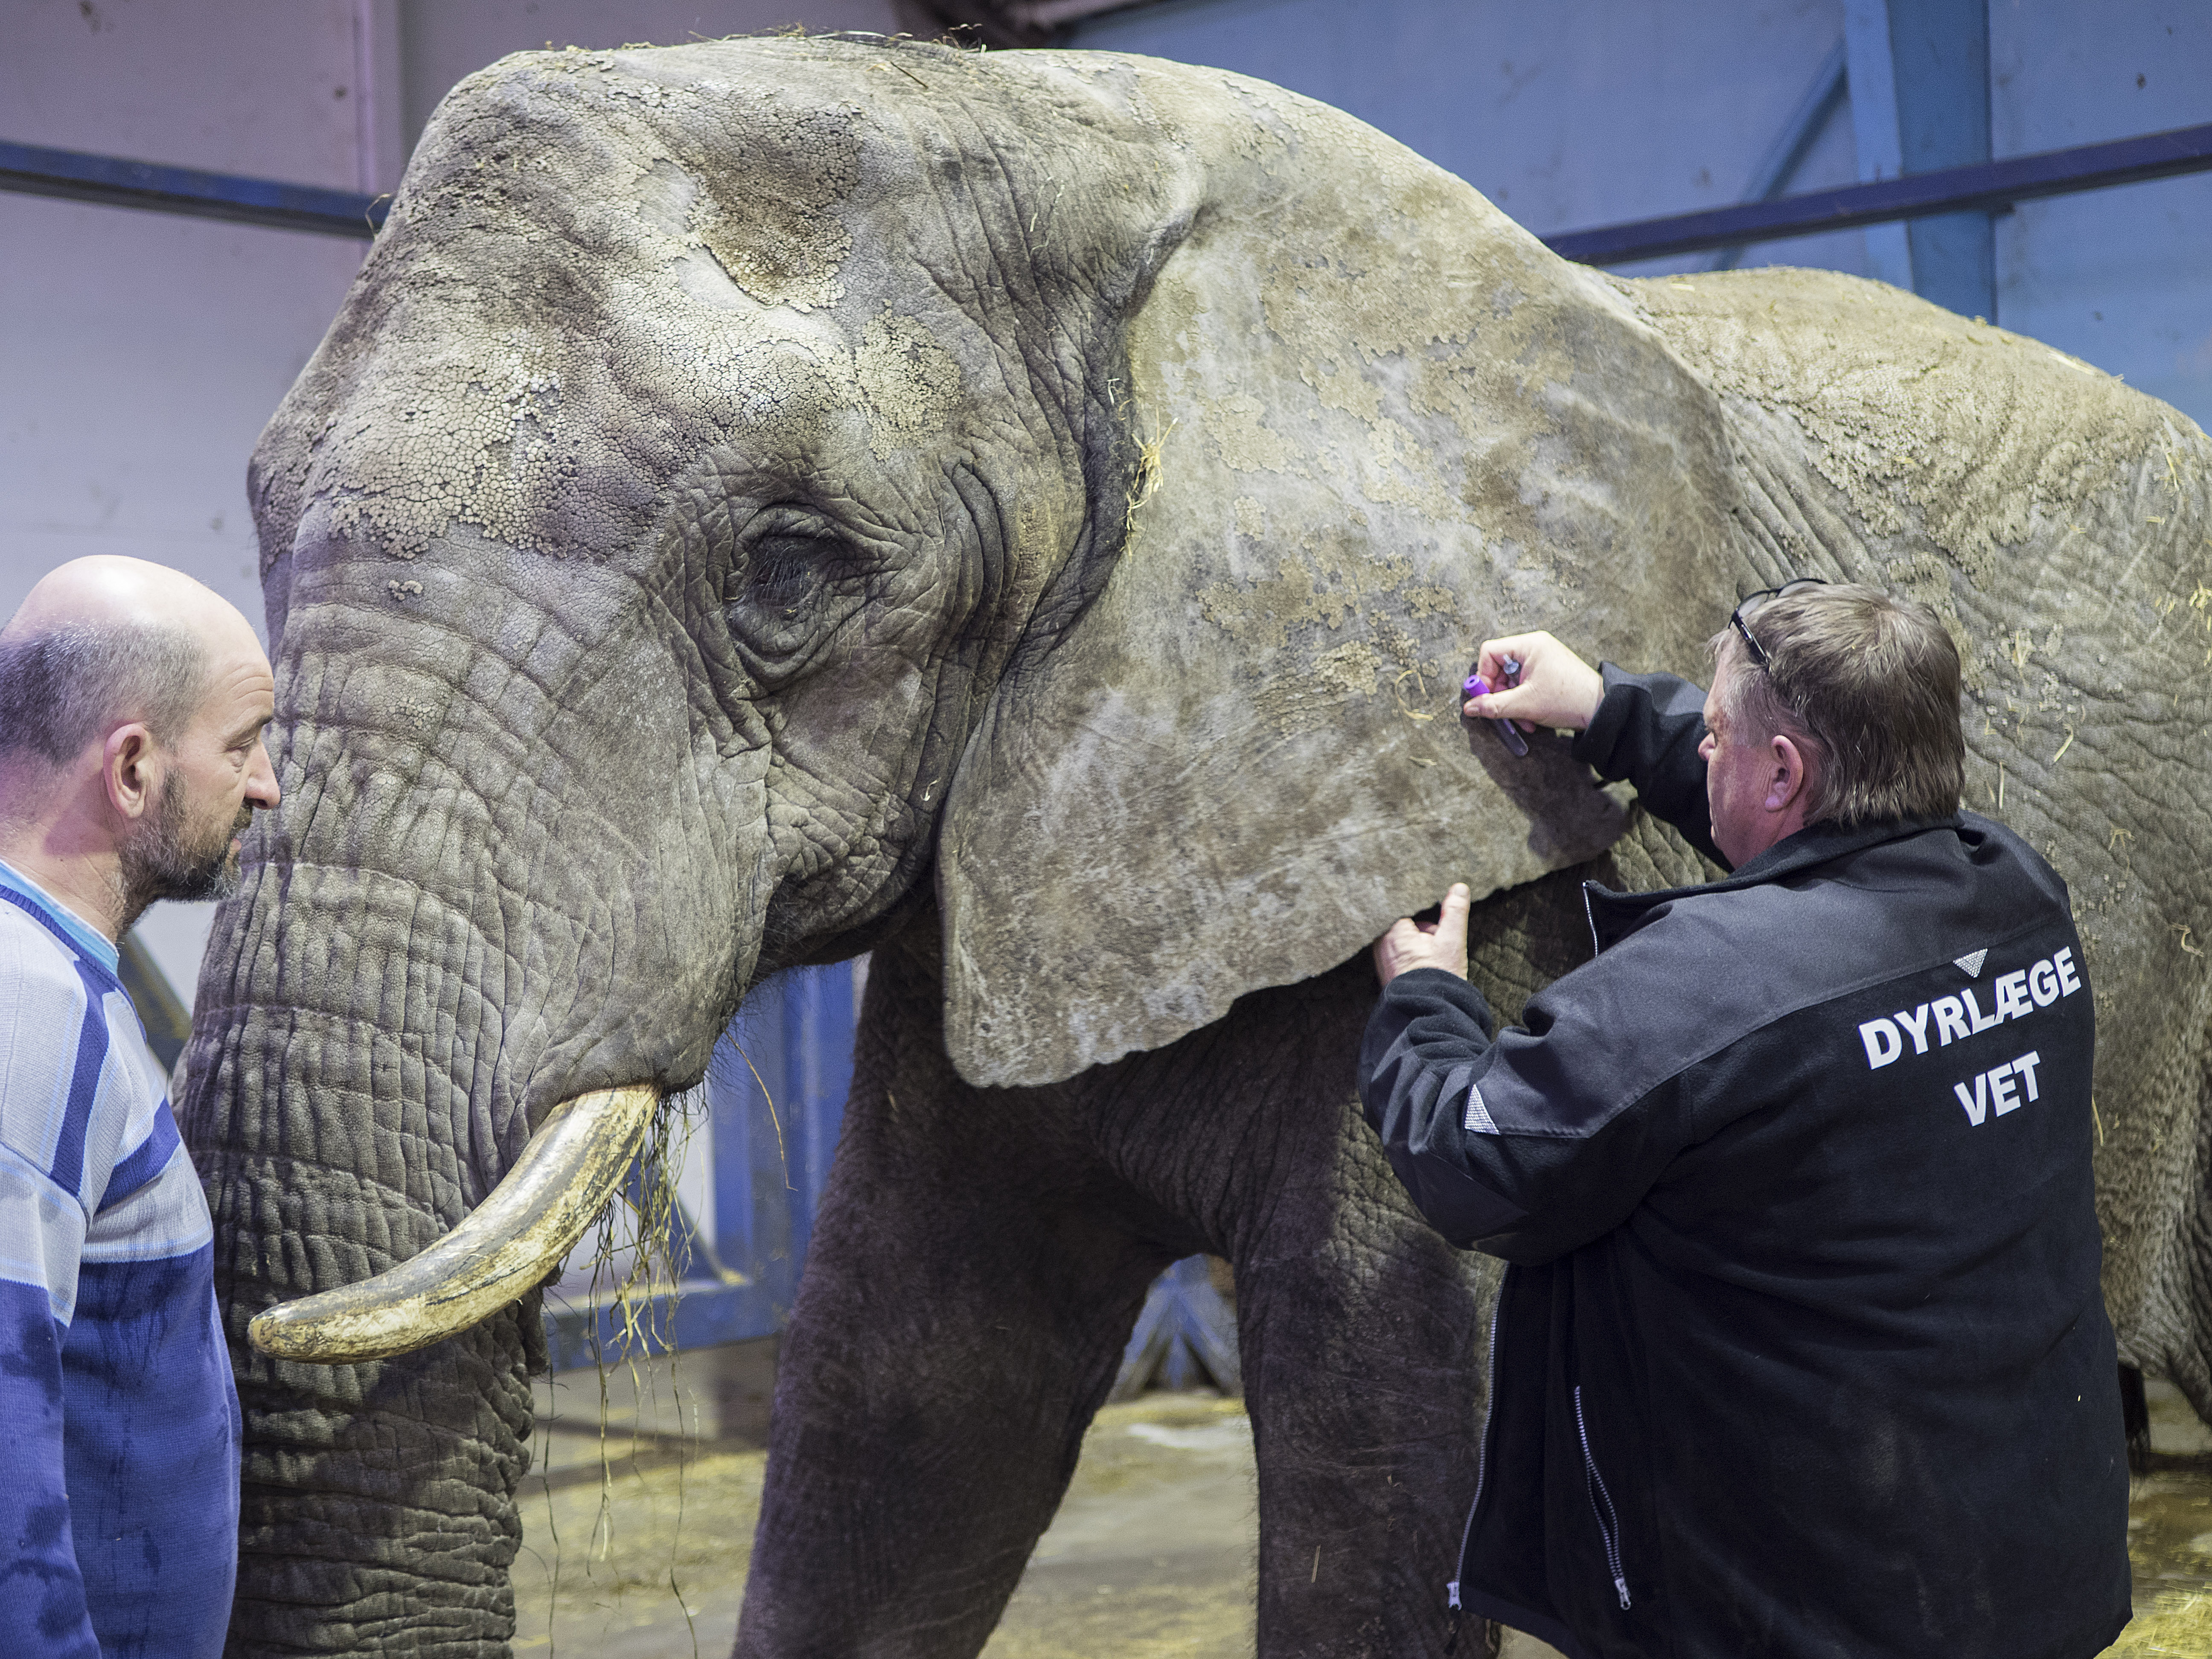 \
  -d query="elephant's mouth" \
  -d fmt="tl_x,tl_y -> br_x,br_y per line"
247,1084 -> 659,1364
